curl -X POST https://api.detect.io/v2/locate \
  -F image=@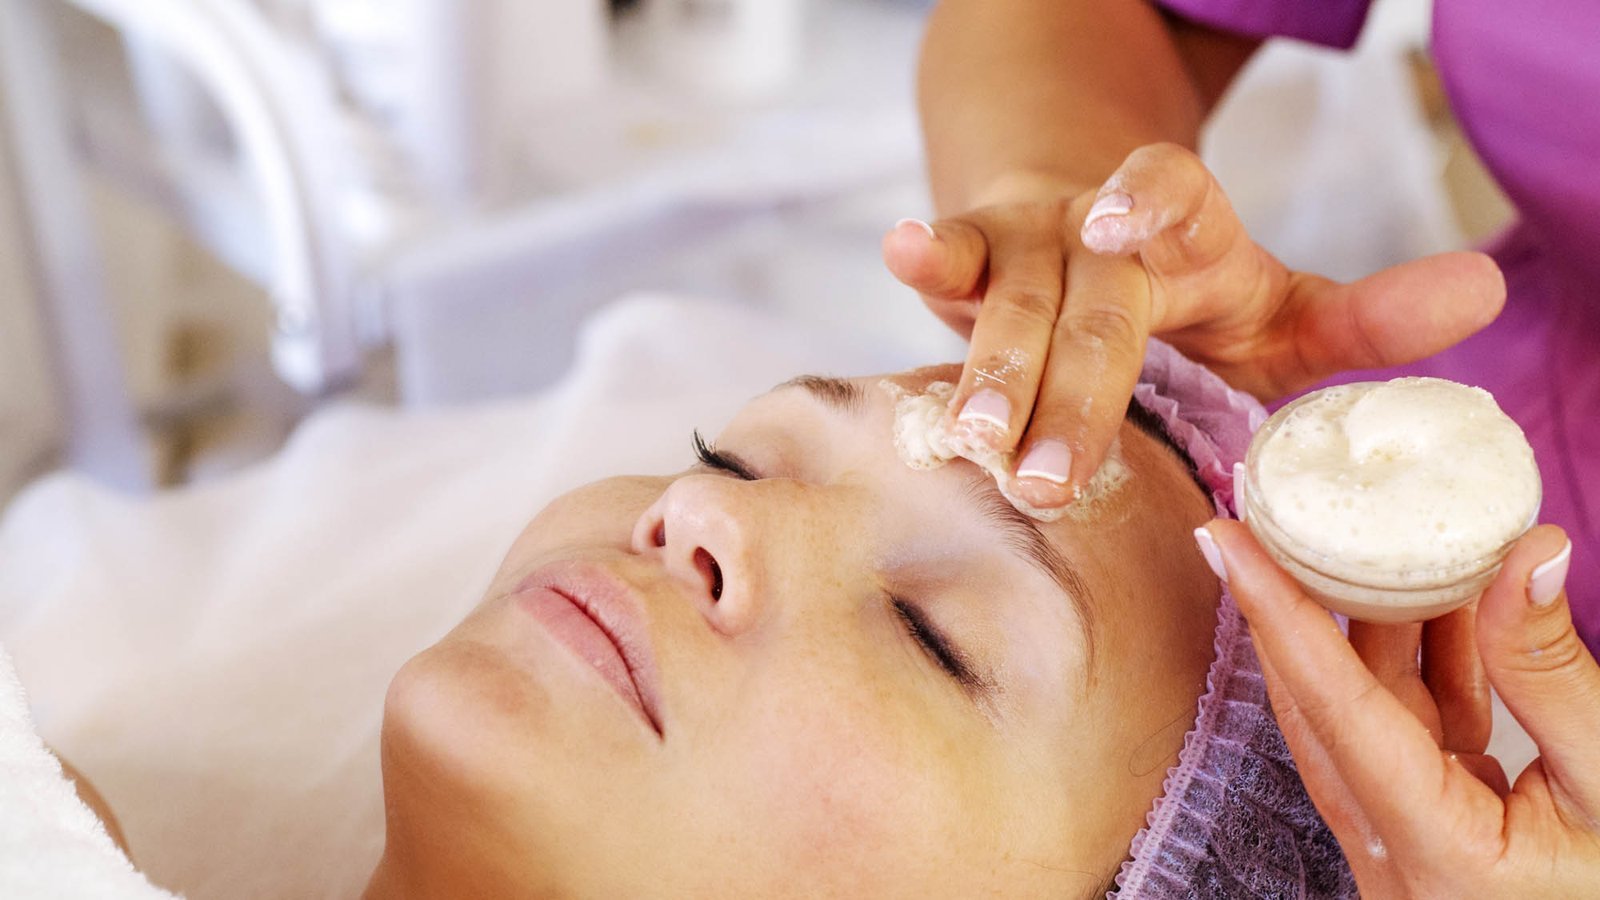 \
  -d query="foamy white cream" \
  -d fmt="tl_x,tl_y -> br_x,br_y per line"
882,380 -> 1128,522
1251,377 -> 1539,583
